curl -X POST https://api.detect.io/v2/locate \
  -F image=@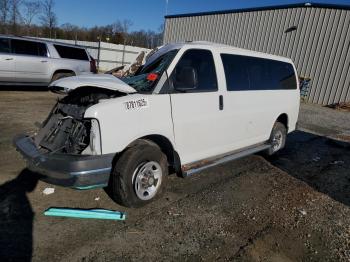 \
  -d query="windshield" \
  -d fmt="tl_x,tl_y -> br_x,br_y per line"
121,49 -> 178,93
